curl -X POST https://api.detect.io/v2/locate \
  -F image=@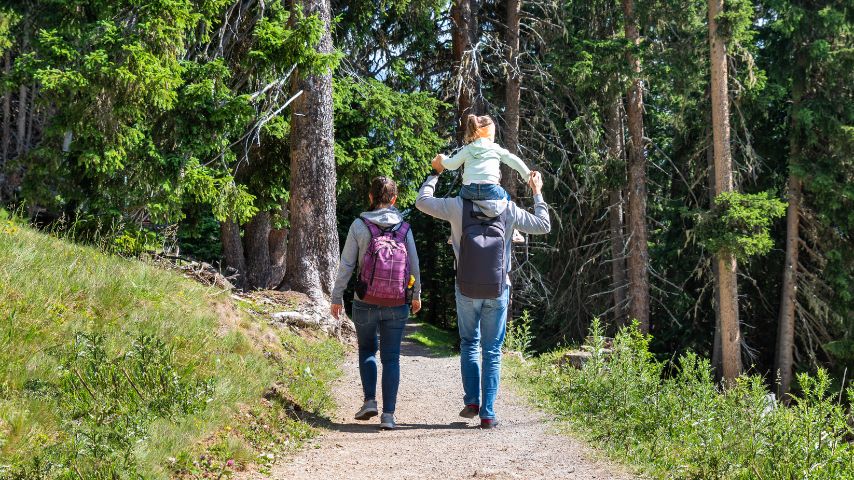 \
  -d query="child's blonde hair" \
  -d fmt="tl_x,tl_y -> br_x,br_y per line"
463,114 -> 495,144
